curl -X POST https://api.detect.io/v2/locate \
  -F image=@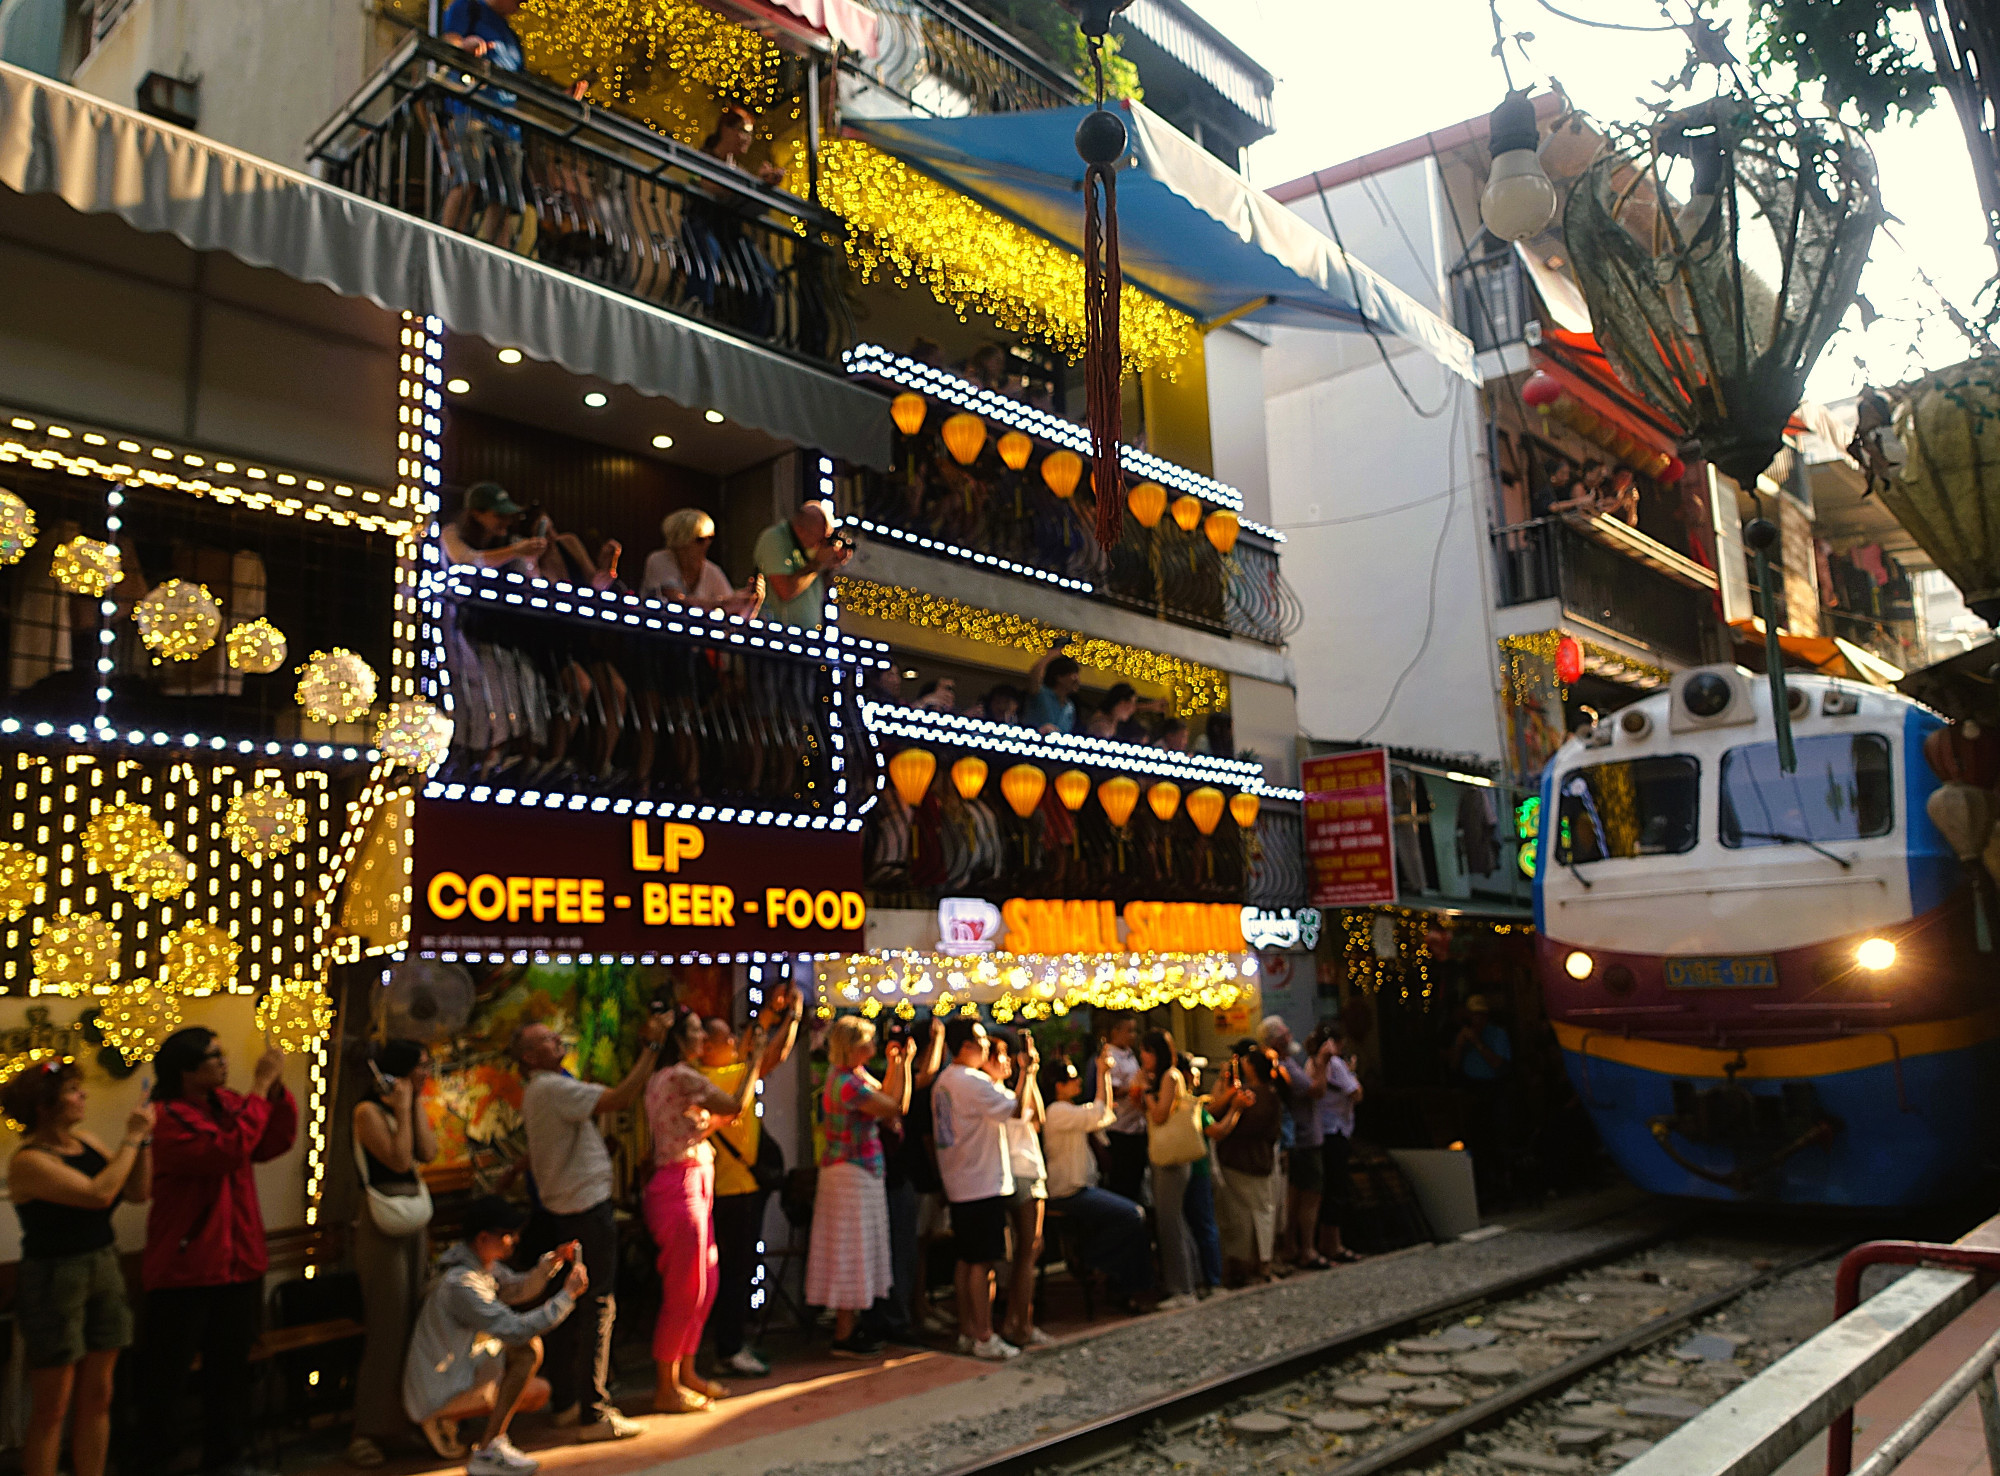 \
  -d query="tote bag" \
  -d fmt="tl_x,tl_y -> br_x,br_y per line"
1147,1080 -> 1207,1167
352,1119 -> 434,1237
